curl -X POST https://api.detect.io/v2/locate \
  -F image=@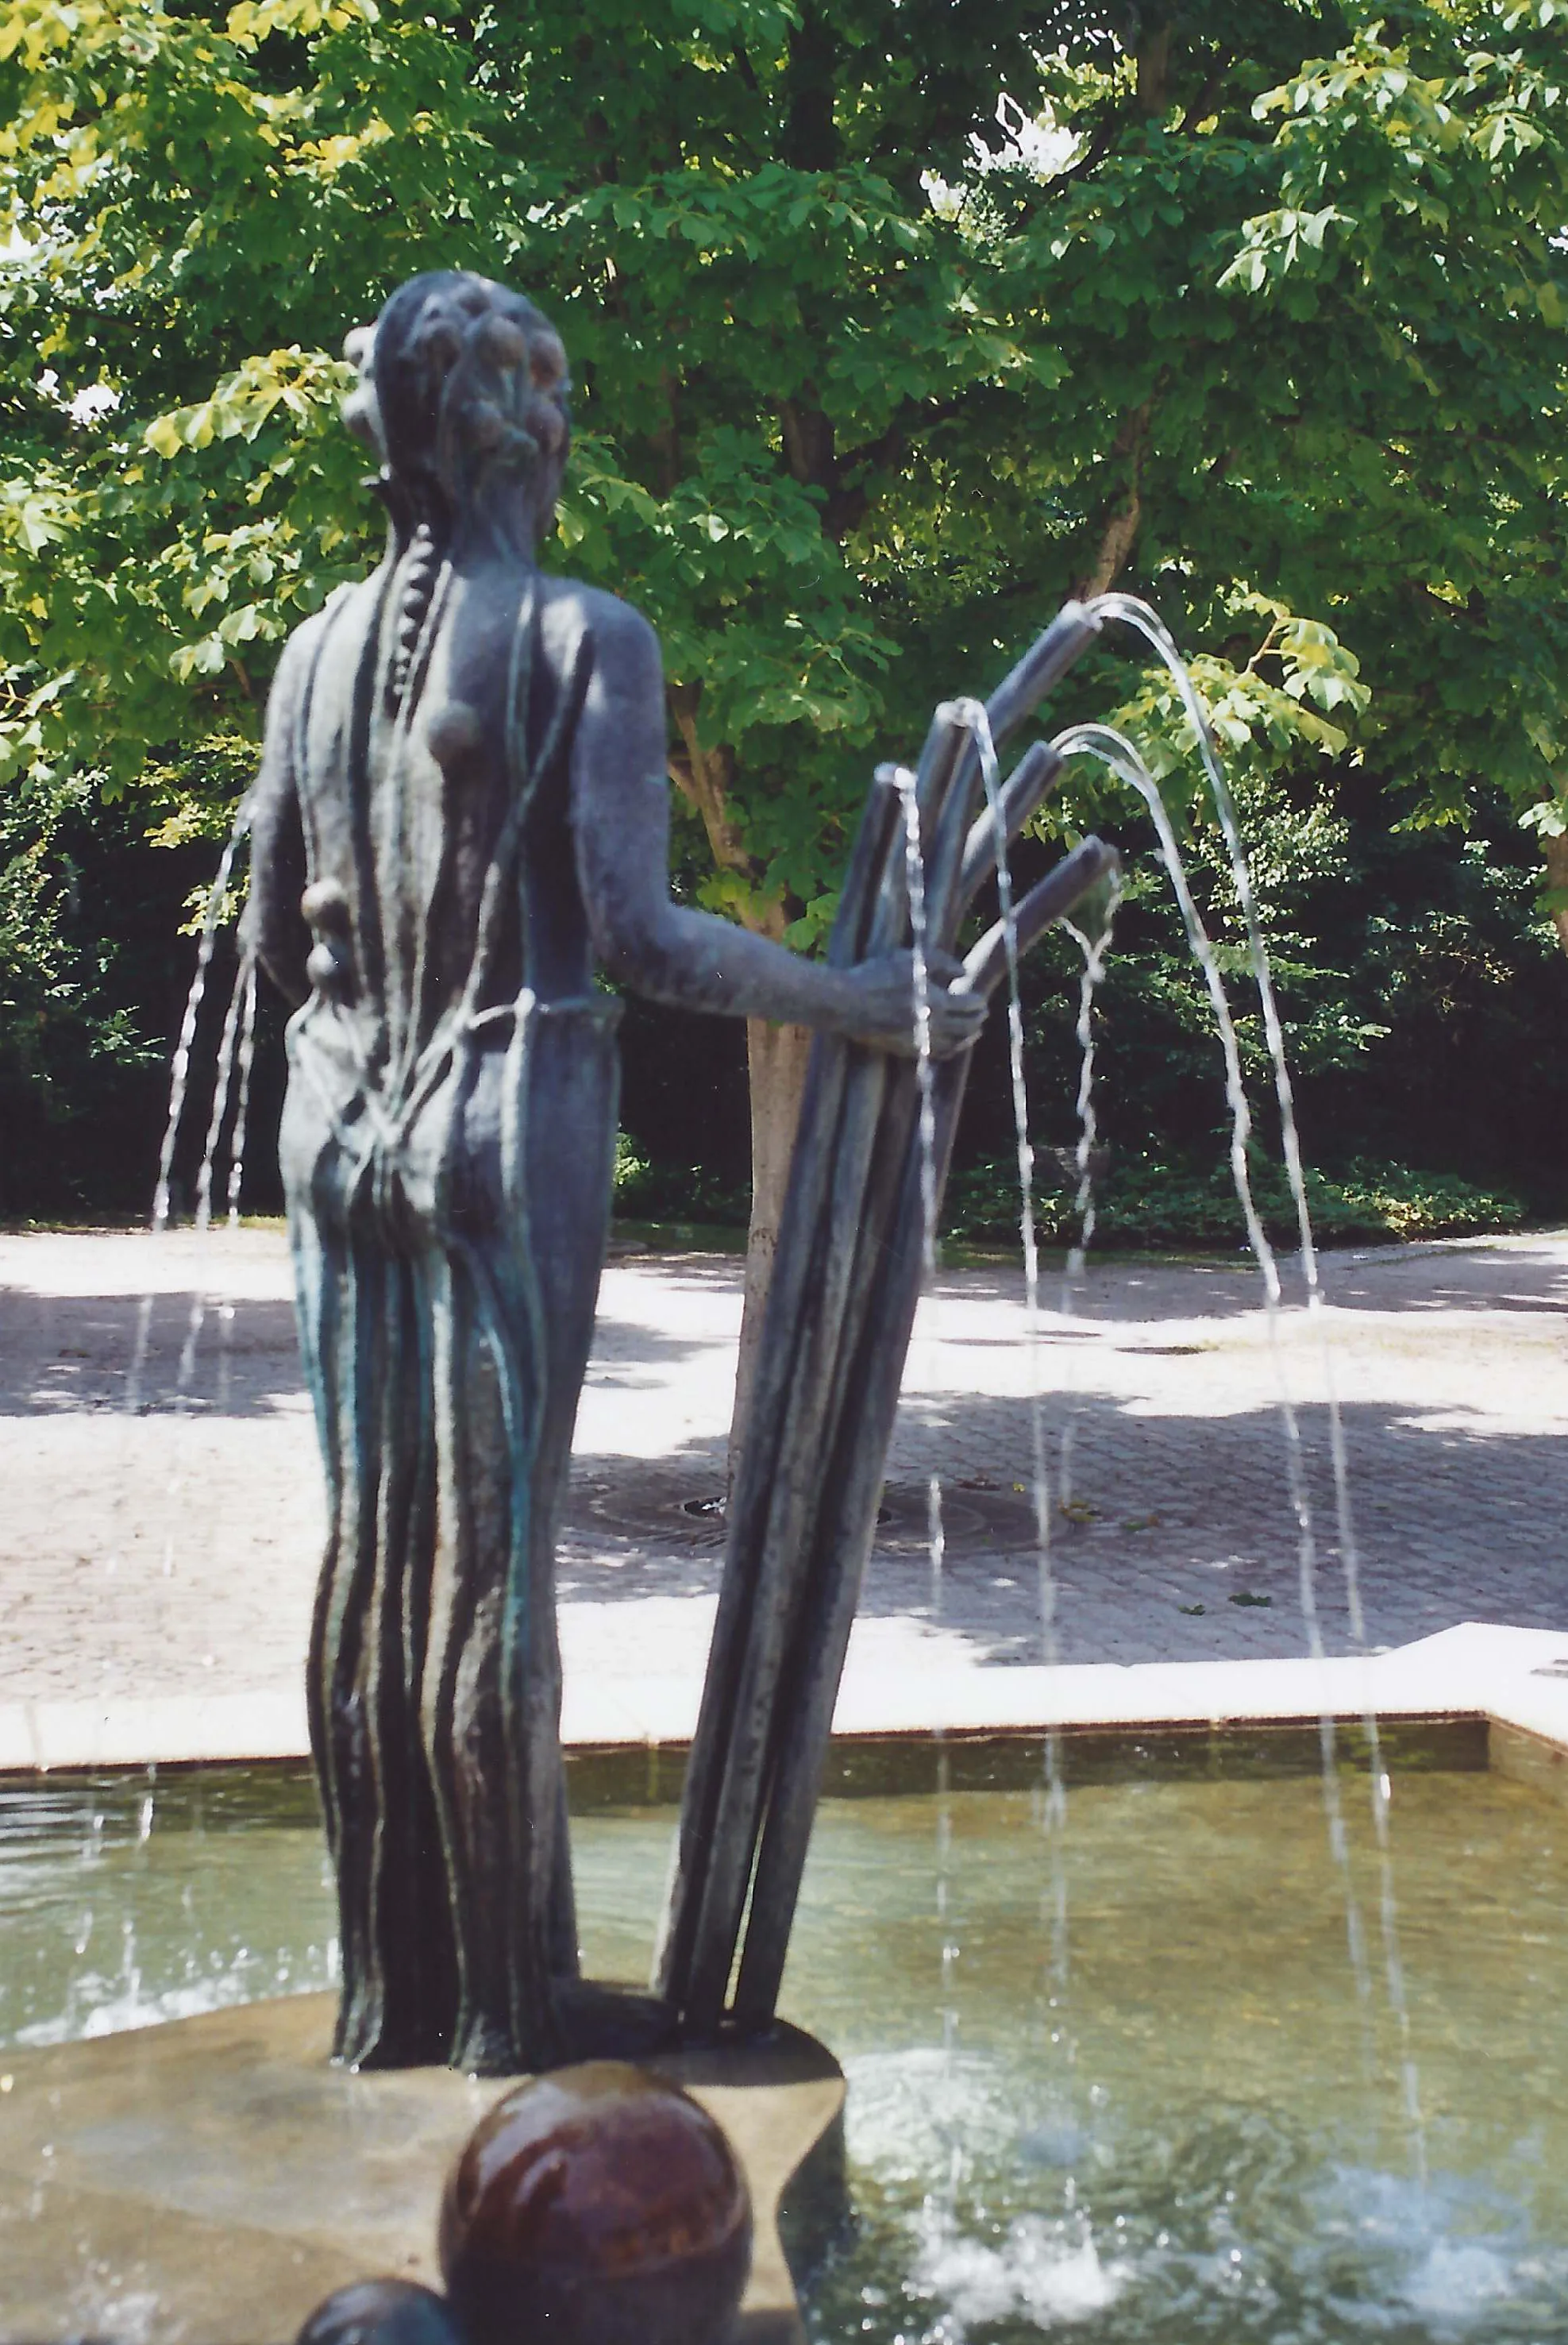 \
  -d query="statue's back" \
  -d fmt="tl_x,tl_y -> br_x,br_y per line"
248,272 -> 618,2075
